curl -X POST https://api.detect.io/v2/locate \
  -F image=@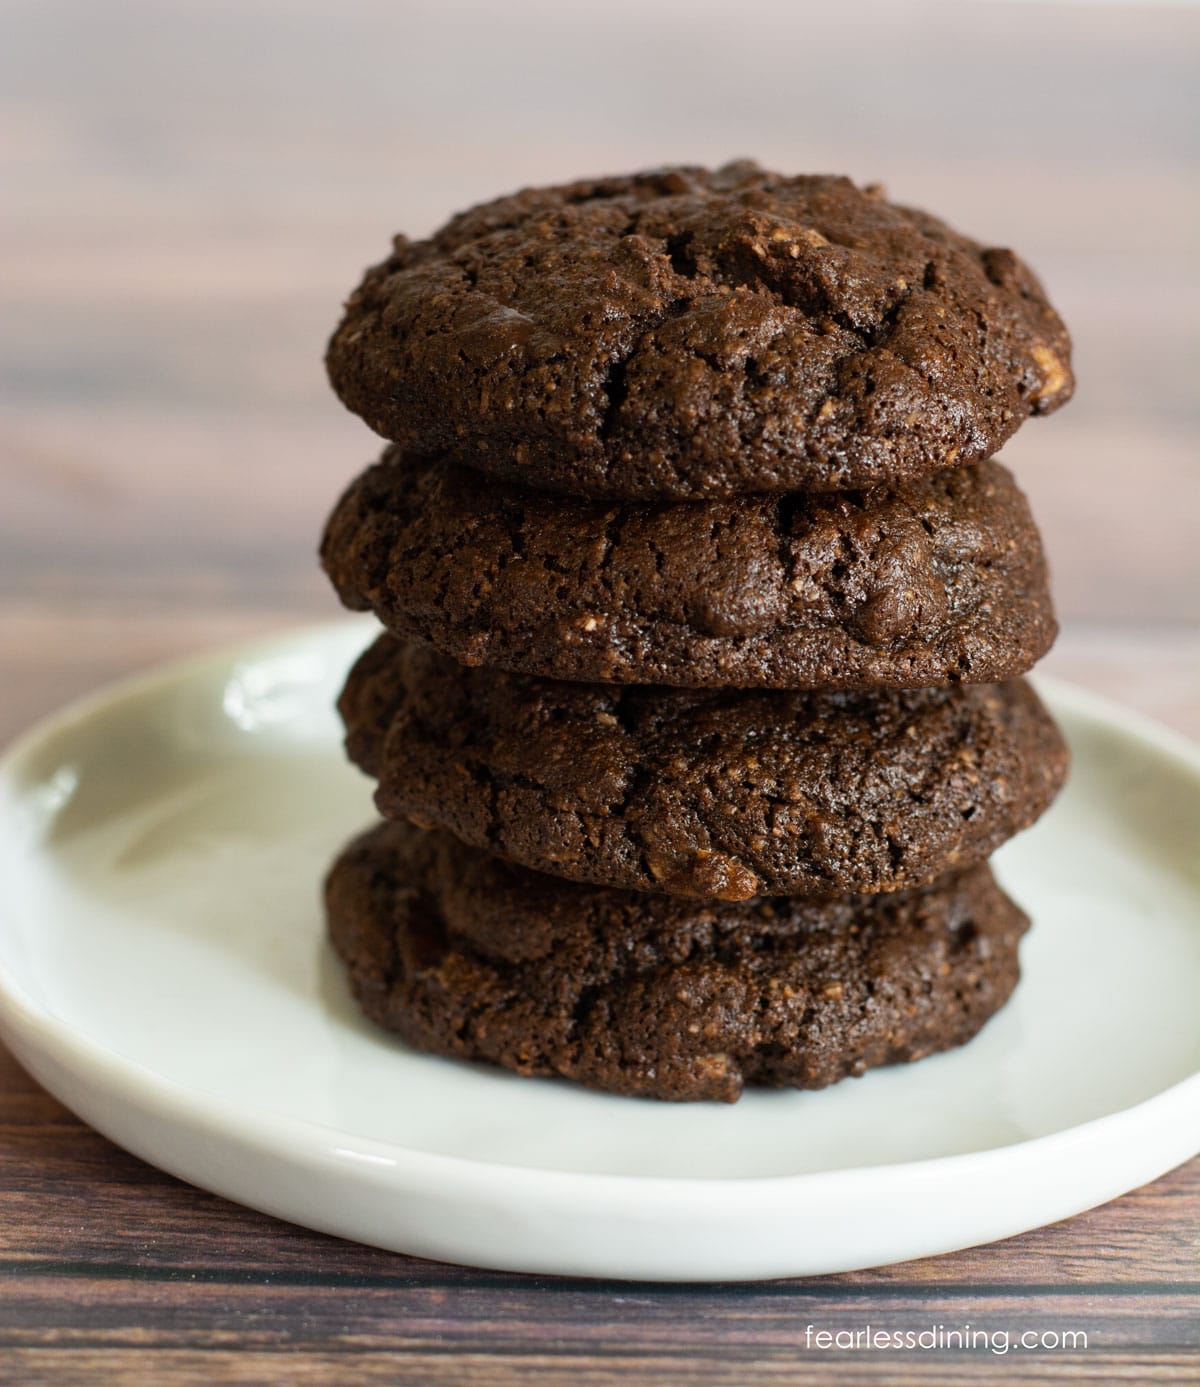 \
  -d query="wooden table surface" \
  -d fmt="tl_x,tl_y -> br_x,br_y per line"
2,1 -> 1198,1381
